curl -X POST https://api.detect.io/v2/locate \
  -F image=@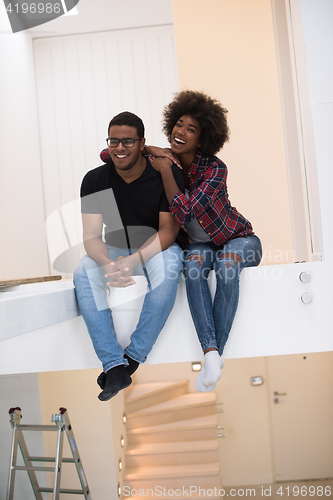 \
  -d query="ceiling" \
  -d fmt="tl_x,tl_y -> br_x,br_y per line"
0,0 -> 174,38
